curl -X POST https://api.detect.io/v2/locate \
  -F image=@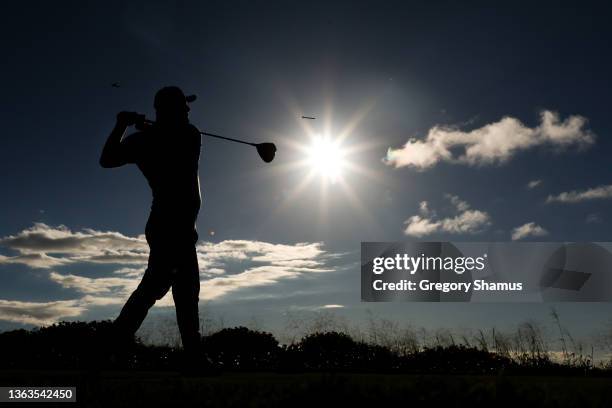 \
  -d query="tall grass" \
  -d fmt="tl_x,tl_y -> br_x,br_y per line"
137,306 -> 609,368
